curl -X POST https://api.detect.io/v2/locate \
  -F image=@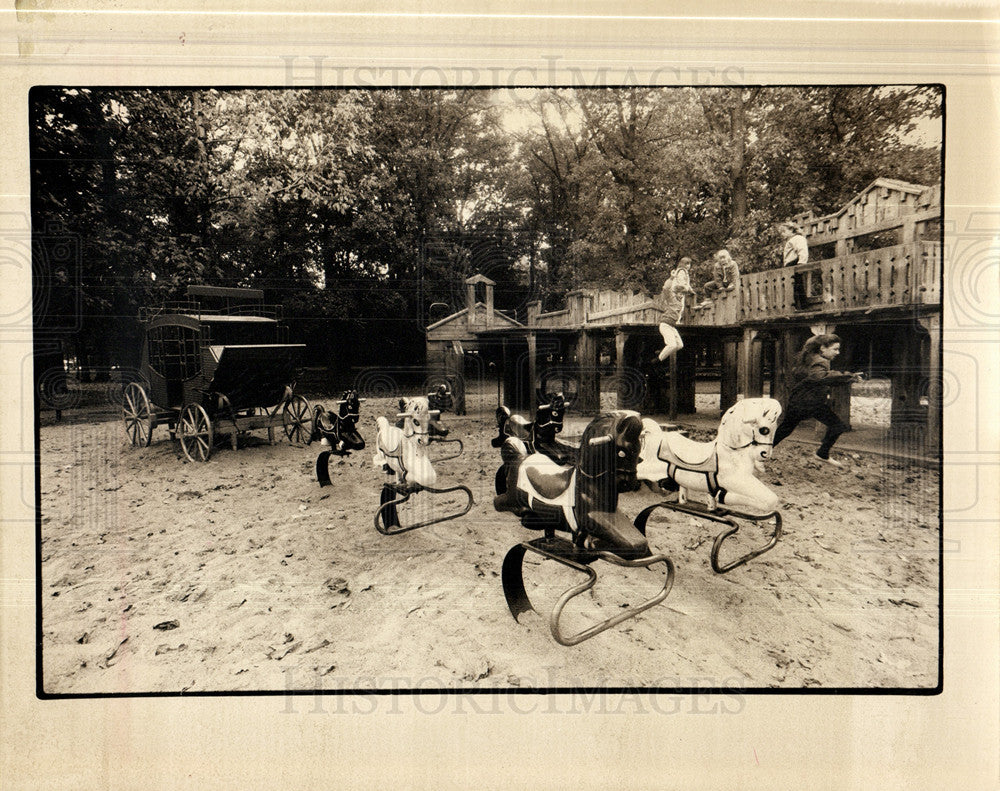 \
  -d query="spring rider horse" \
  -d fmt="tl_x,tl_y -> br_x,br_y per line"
494,411 -> 675,646
492,390 -> 577,467
372,396 -> 474,535
633,397 -> 784,573
312,390 -> 367,487
427,382 -> 454,413
406,390 -> 464,464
